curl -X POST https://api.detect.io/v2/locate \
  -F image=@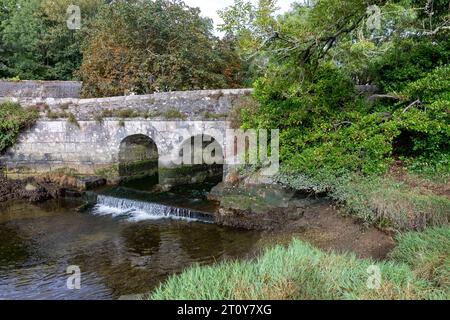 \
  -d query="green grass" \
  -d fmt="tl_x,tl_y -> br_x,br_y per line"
277,170 -> 450,231
67,112 -> 80,128
116,109 -> 137,118
150,235 -> 449,300
162,109 -> 187,120
331,175 -> 450,231
390,226 -> 449,288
